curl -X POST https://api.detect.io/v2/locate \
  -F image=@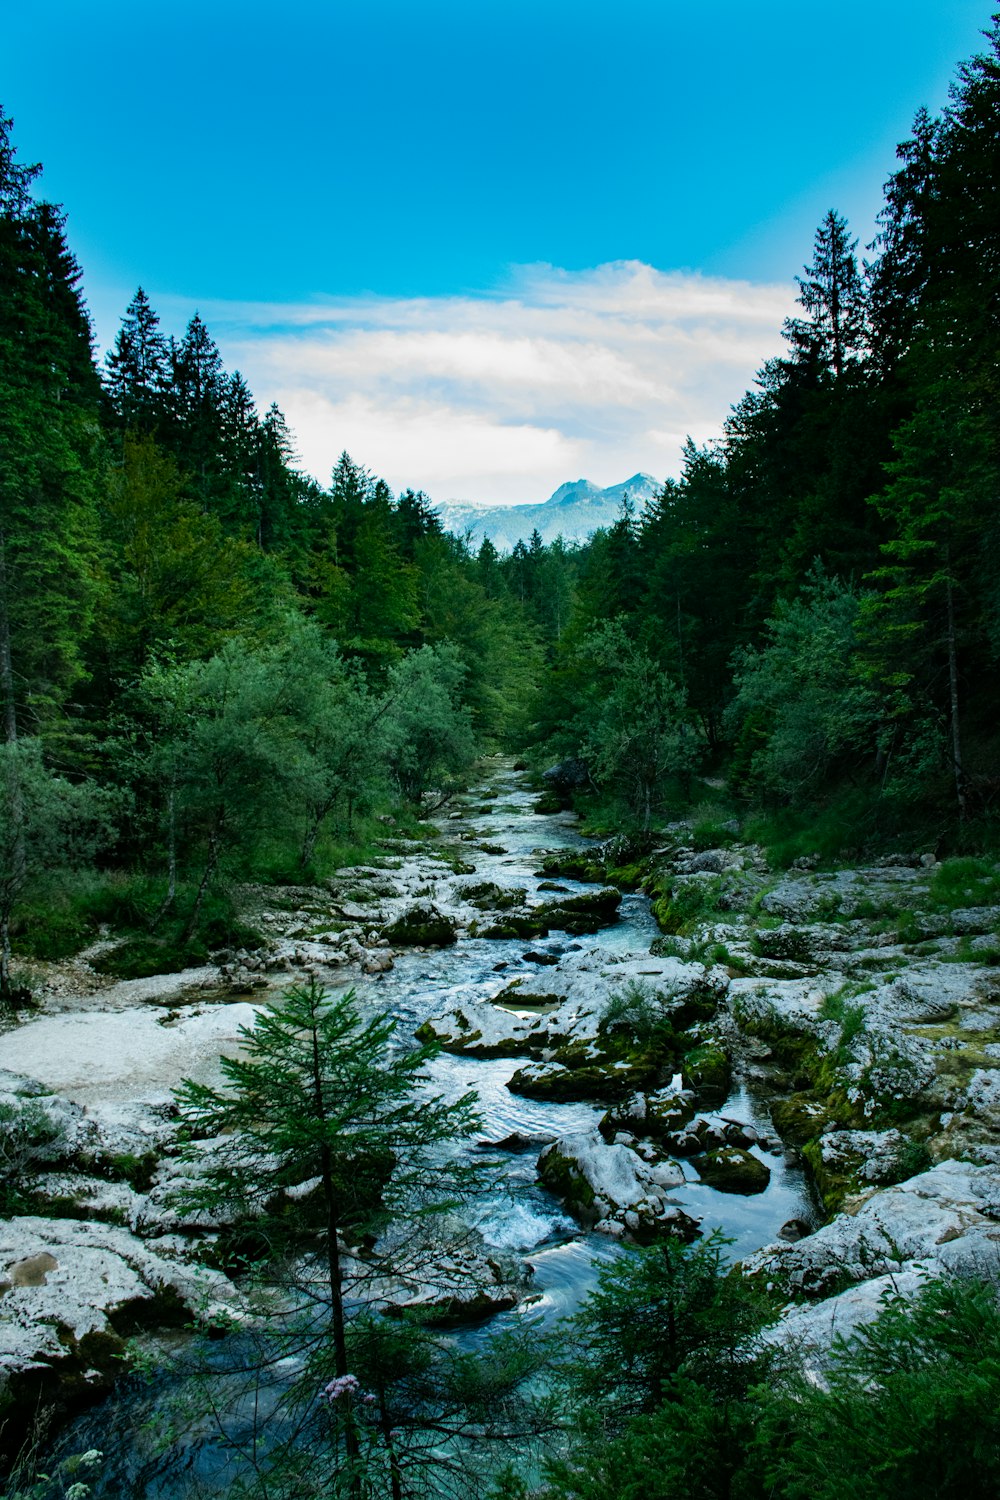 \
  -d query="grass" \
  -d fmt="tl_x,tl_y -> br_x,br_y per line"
742,786 -> 897,869
686,797 -> 741,851
11,867 -> 264,982
928,856 -> 1000,911
818,990 -> 867,1063
940,936 -> 1000,966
